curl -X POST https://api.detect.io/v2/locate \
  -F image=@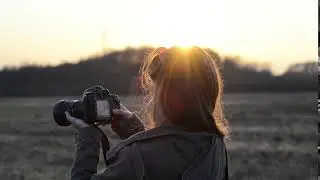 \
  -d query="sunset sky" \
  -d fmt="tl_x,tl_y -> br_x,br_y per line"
0,0 -> 317,74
